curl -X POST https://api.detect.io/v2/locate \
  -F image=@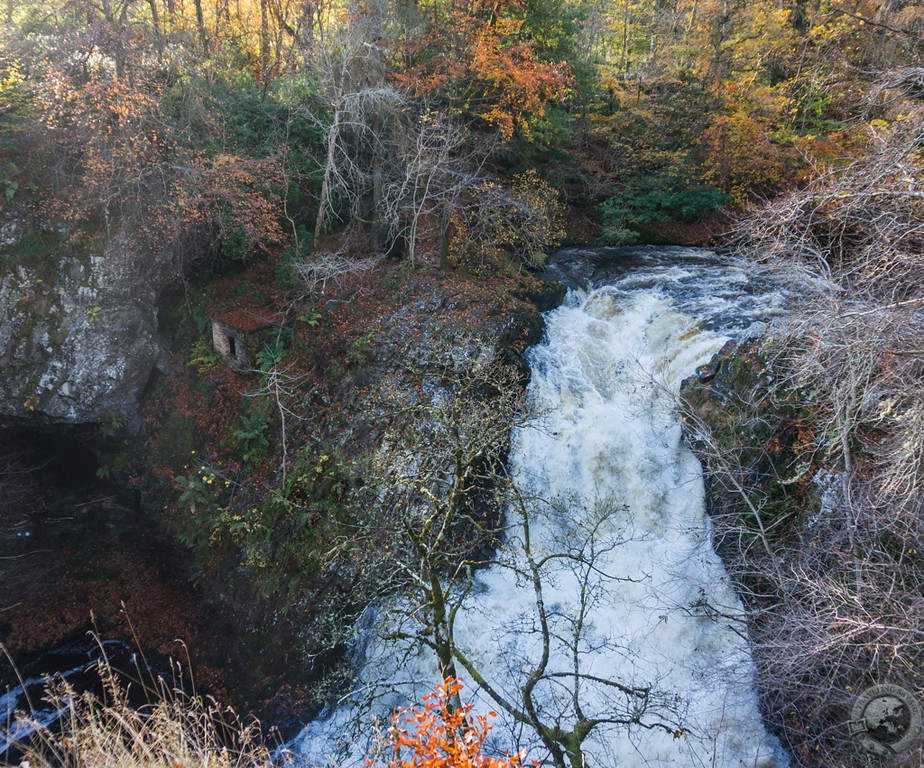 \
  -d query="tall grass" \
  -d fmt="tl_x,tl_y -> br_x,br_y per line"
3,652 -> 279,768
